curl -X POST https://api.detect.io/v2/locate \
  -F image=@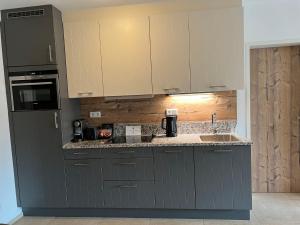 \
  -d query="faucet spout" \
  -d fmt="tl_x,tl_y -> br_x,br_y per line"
211,113 -> 218,134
